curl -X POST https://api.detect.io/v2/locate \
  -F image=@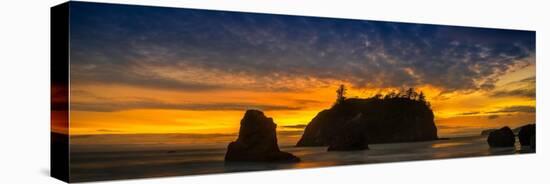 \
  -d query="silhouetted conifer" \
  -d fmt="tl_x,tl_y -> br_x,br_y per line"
335,84 -> 347,105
